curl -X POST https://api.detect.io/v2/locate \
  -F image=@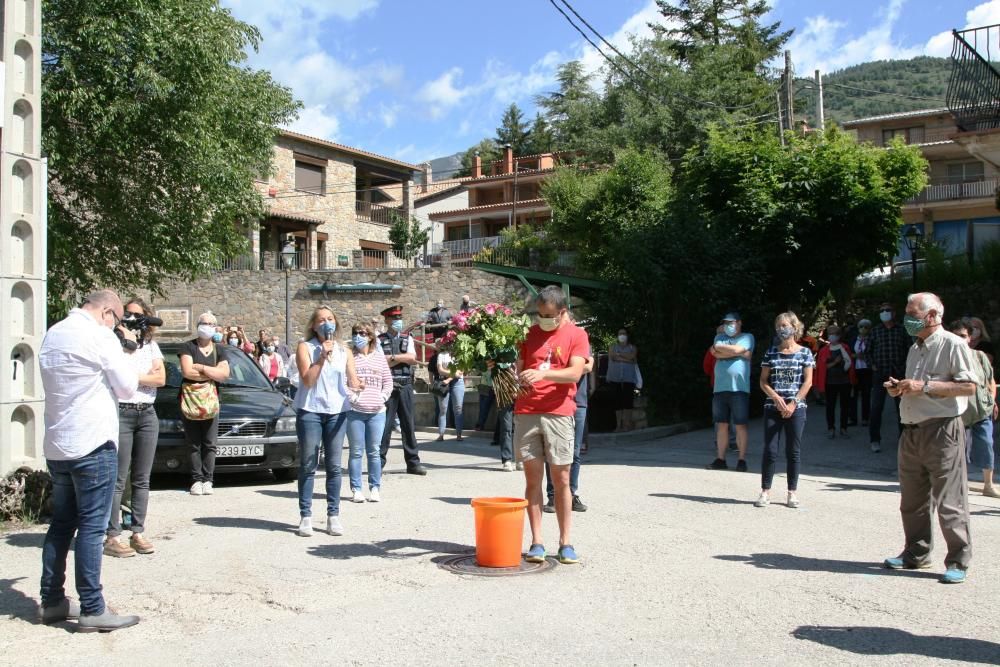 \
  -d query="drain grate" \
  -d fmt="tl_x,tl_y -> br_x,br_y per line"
437,554 -> 558,576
